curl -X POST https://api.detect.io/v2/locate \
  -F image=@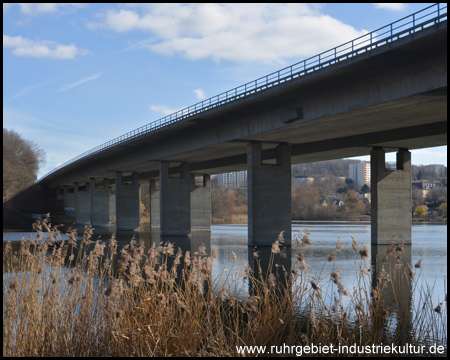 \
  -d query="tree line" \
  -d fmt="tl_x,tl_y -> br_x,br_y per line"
210,178 -> 367,223
3,128 -> 45,202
